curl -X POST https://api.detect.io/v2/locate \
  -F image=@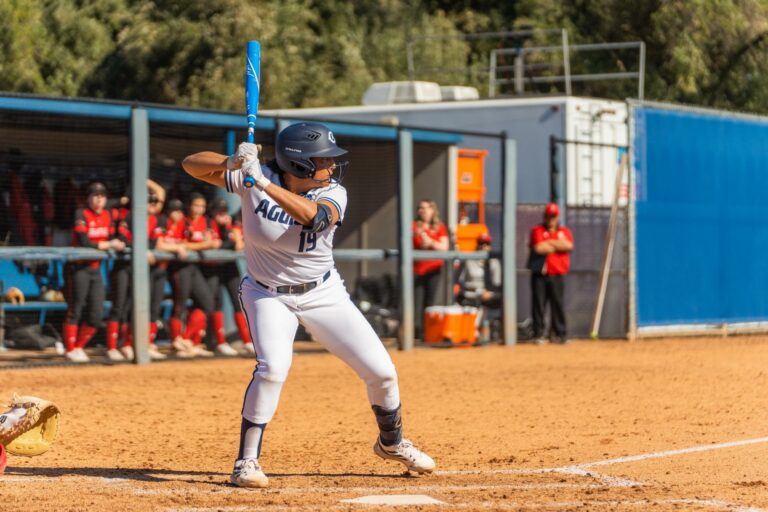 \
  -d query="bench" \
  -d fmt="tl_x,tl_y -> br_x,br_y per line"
2,302 -> 69,325
0,247 -> 241,349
